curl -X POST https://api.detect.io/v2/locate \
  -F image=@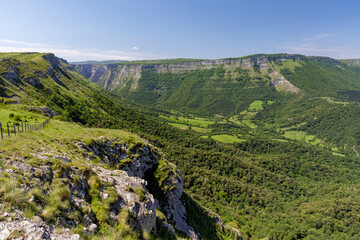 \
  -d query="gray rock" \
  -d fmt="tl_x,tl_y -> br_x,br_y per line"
88,223 -> 97,235
0,219 -> 80,240
37,106 -> 58,117
24,76 -> 43,88
2,72 -> 19,85
93,166 -> 157,233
